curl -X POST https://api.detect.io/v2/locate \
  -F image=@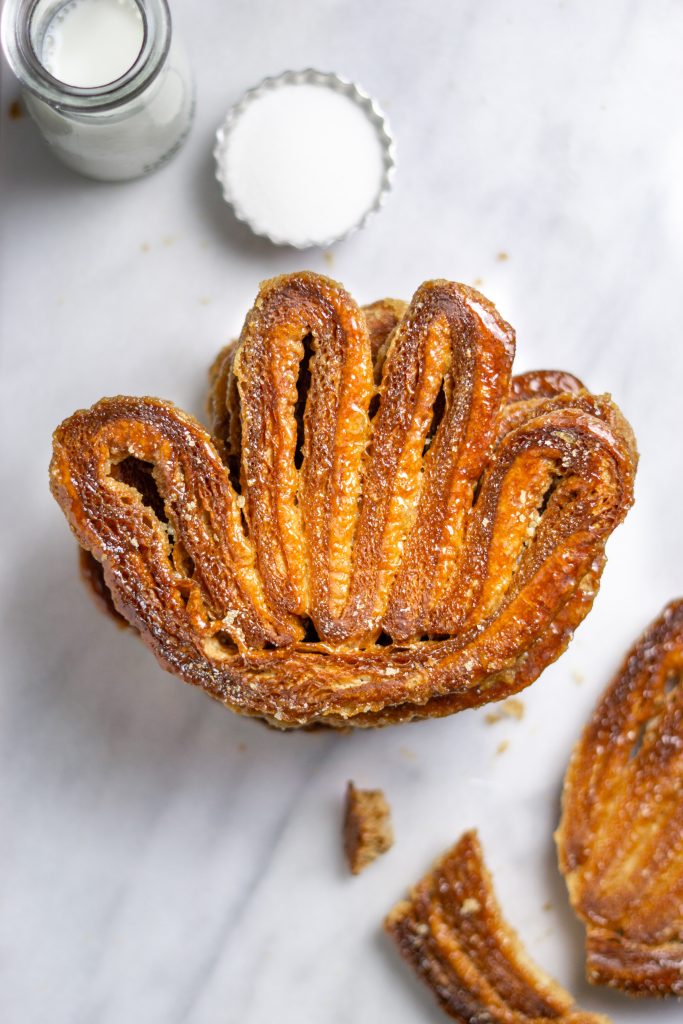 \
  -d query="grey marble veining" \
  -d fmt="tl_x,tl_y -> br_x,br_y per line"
1,1 -> 682,1021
